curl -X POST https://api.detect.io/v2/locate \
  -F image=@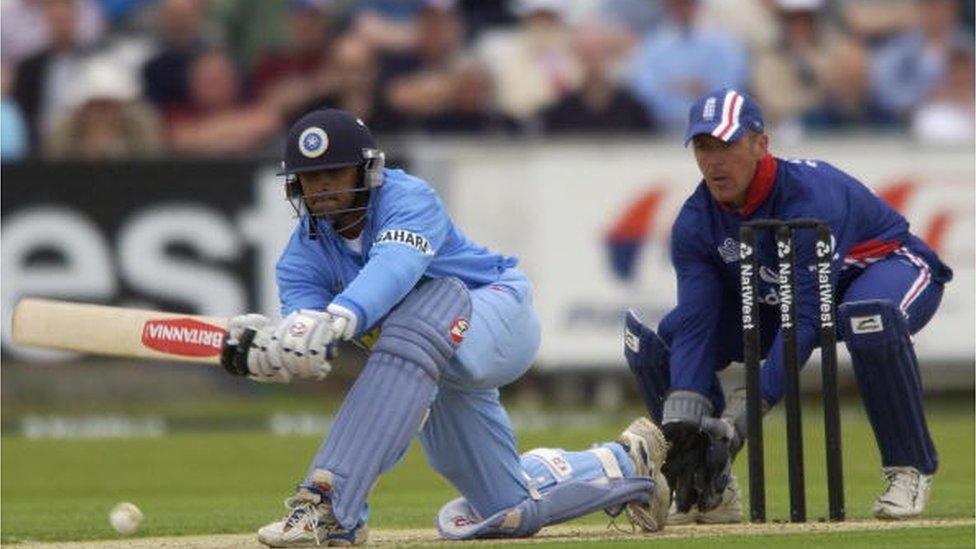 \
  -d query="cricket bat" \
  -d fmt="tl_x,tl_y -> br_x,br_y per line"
11,298 -> 229,365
